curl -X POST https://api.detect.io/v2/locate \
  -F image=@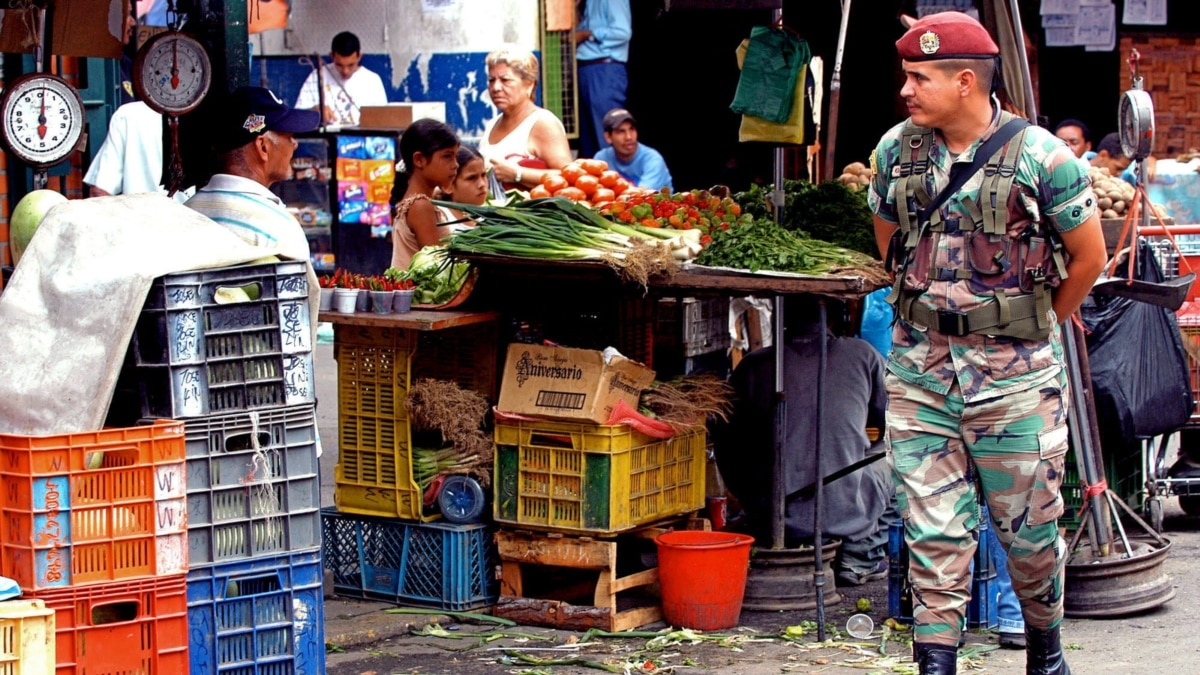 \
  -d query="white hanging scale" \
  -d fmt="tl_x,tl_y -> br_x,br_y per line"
0,8 -> 86,189
1119,49 -> 1155,162
132,1 -> 212,194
